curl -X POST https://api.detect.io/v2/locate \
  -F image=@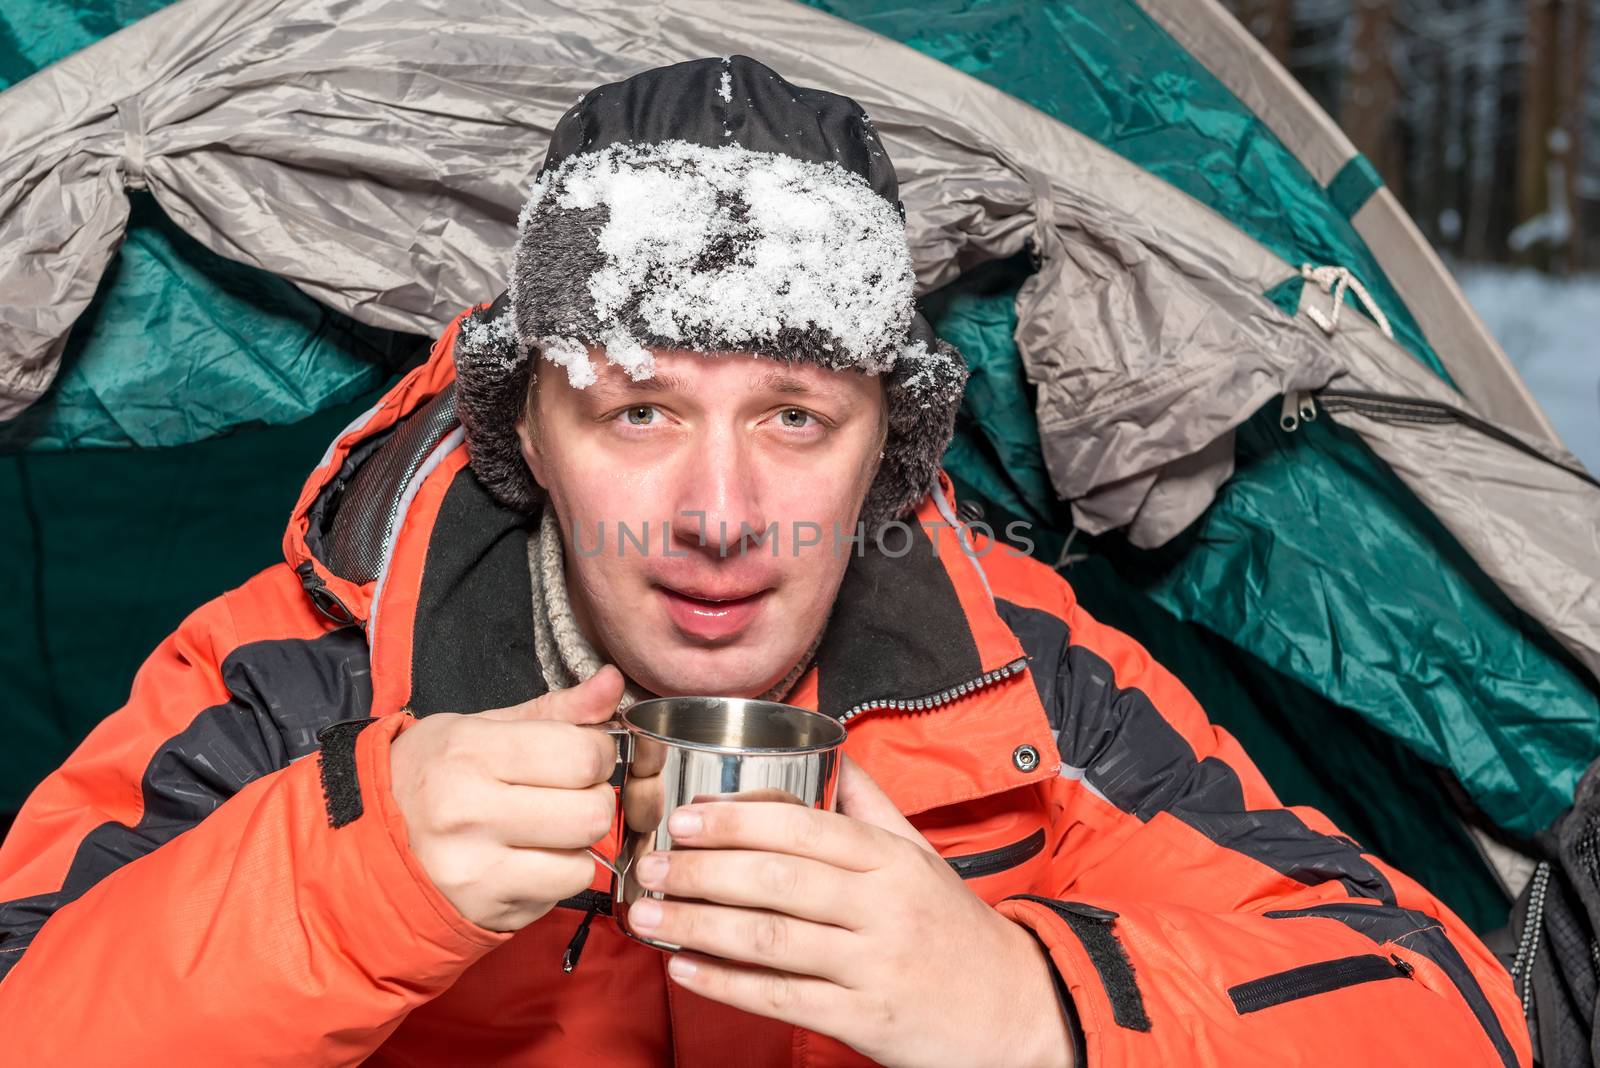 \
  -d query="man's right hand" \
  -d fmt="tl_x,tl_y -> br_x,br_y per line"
389,667 -> 625,932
